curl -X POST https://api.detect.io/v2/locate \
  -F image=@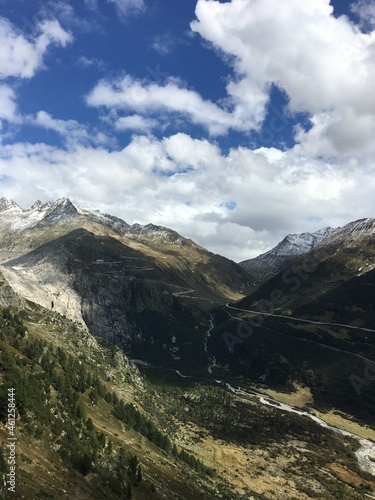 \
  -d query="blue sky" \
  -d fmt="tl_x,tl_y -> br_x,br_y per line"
1,0 -> 375,260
